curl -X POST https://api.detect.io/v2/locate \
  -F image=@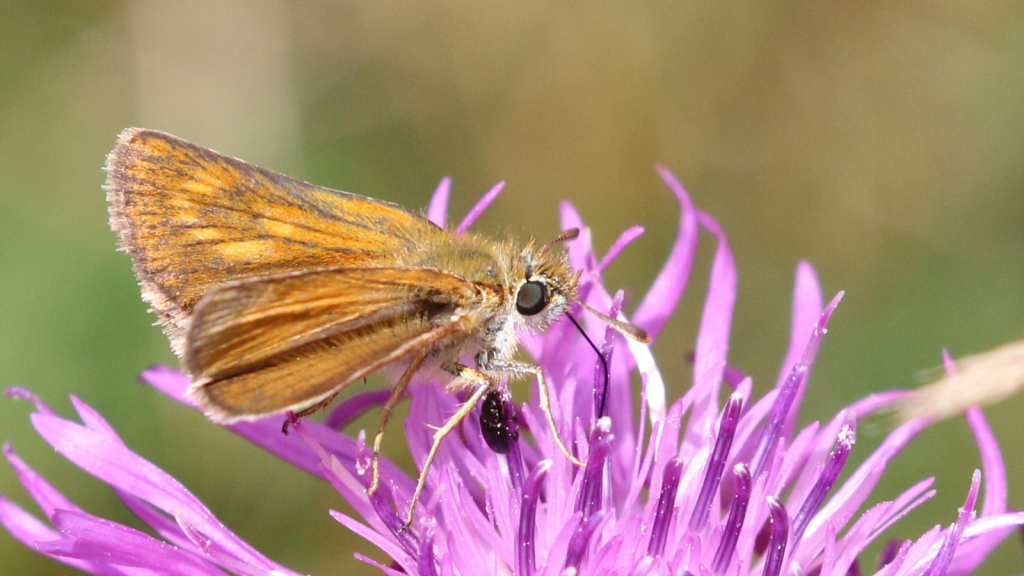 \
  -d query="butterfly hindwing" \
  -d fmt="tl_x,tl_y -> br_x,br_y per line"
184,266 -> 486,421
